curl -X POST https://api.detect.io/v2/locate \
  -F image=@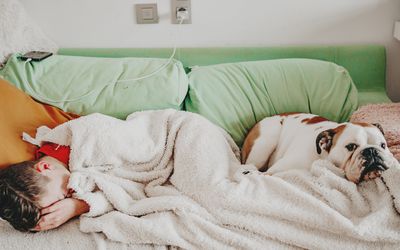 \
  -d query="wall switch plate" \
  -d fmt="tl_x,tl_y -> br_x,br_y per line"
135,4 -> 159,24
171,0 -> 191,24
